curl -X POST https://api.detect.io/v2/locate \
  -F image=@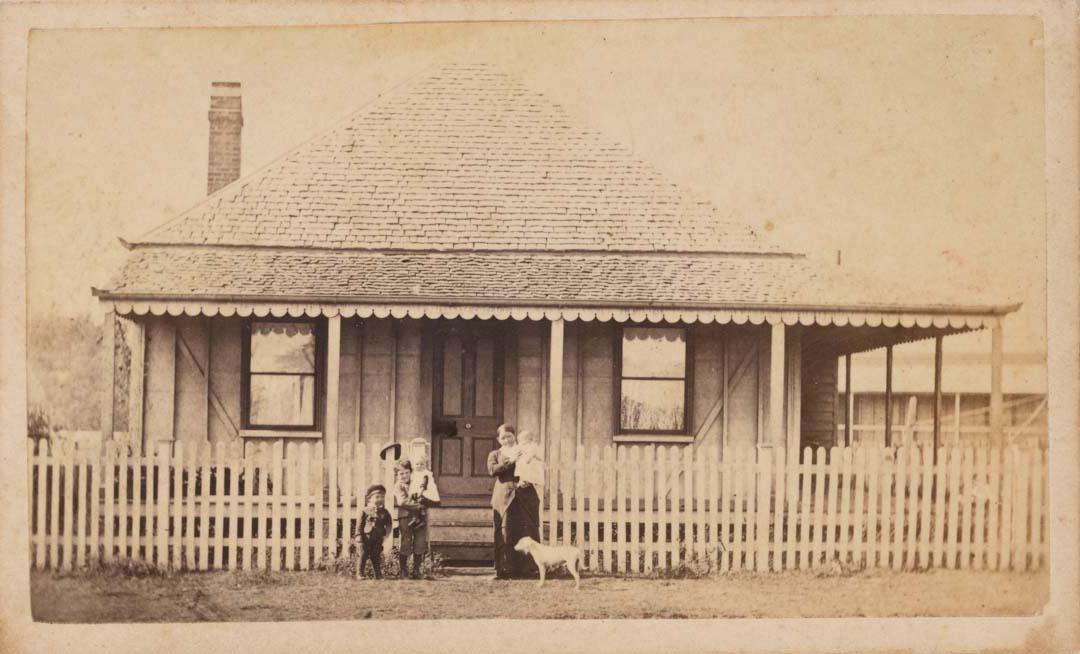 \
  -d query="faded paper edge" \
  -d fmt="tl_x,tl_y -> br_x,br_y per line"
0,1 -> 1076,653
